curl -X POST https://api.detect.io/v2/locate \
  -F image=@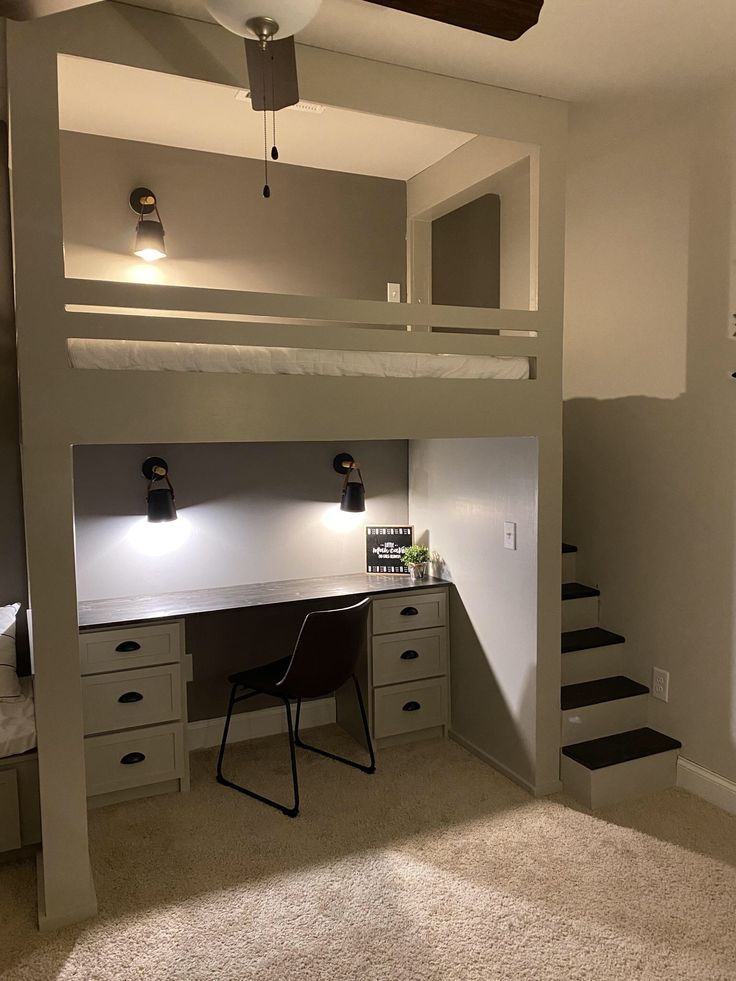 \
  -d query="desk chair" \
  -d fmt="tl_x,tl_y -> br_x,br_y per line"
216,597 -> 375,817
